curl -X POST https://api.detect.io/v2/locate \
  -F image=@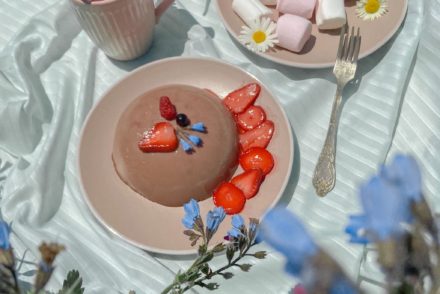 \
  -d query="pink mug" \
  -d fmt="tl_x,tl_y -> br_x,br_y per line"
70,0 -> 175,60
